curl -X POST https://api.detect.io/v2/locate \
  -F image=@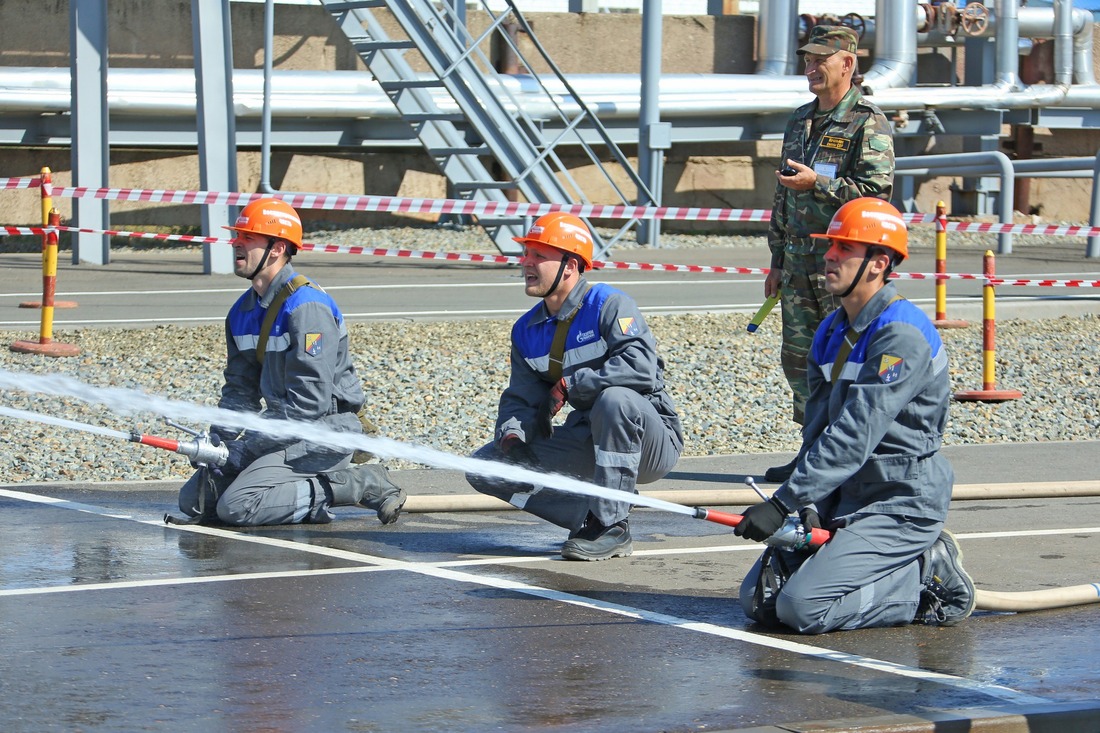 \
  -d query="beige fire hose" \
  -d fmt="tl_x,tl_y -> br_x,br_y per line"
403,480 -> 1100,613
